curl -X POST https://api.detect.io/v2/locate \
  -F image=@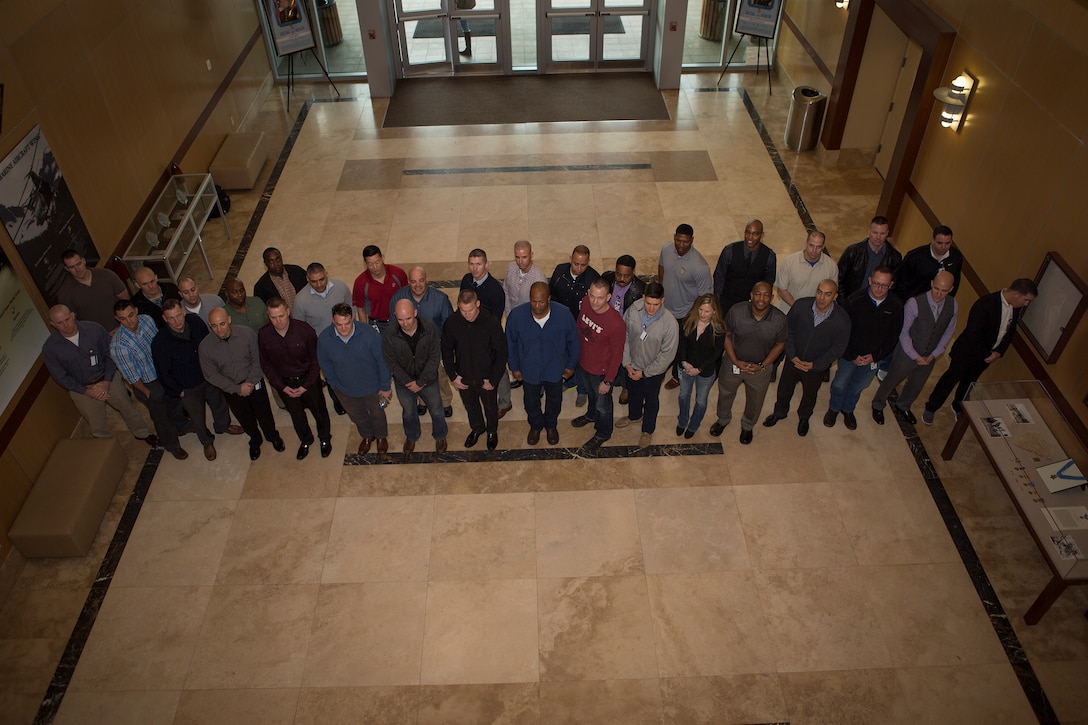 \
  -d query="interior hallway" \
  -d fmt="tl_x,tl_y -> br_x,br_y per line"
1,71 -> 1085,724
